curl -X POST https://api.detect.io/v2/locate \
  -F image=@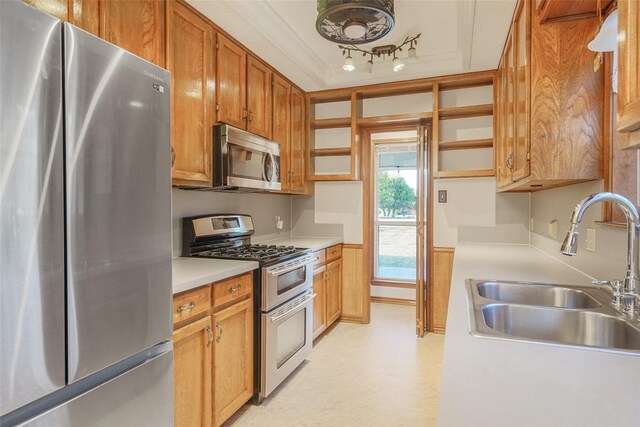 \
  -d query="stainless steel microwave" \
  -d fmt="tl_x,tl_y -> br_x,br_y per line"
211,124 -> 281,192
